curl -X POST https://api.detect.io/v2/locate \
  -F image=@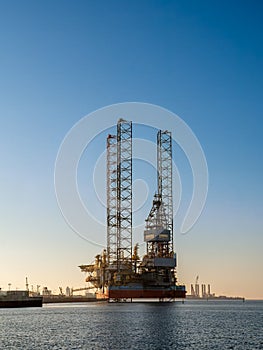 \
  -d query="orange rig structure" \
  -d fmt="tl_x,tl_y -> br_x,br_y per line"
79,119 -> 186,301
